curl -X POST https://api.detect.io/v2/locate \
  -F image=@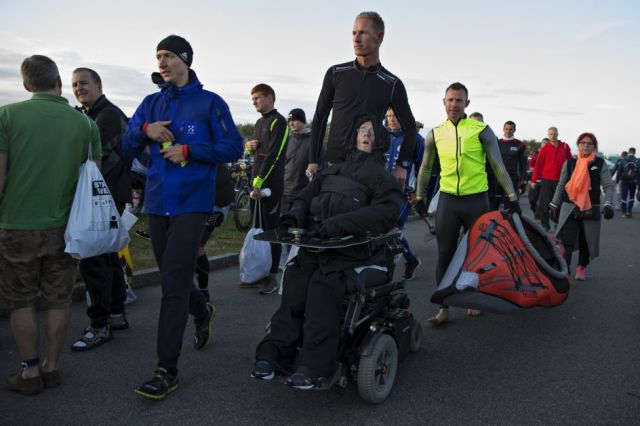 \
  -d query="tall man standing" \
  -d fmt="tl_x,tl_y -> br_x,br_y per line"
121,35 -> 244,399
307,11 -> 416,188
416,83 -> 519,325
531,127 -> 572,230
70,68 -> 131,351
243,84 -> 288,294
1,55 -> 101,395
